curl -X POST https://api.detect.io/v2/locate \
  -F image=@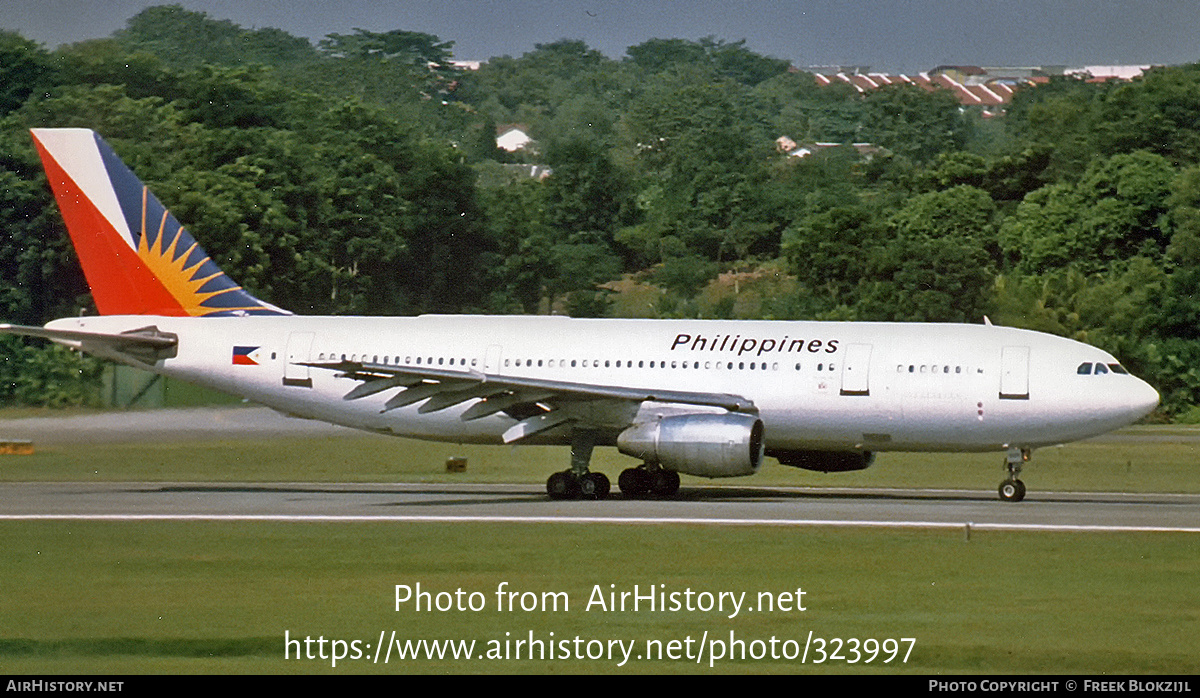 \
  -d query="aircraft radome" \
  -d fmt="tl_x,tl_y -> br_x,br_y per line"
0,129 -> 1161,501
